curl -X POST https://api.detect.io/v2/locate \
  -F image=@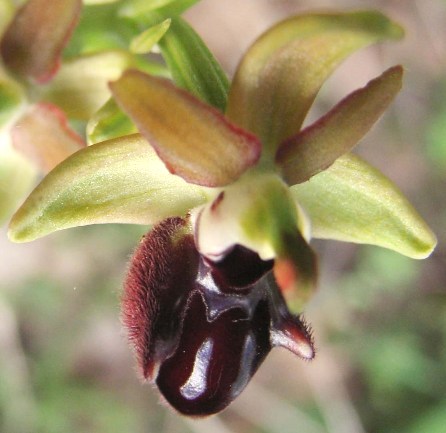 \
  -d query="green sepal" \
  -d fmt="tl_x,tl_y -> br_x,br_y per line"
9,134 -> 211,242
290,153 -> 437,259
226,11 -> 404,155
